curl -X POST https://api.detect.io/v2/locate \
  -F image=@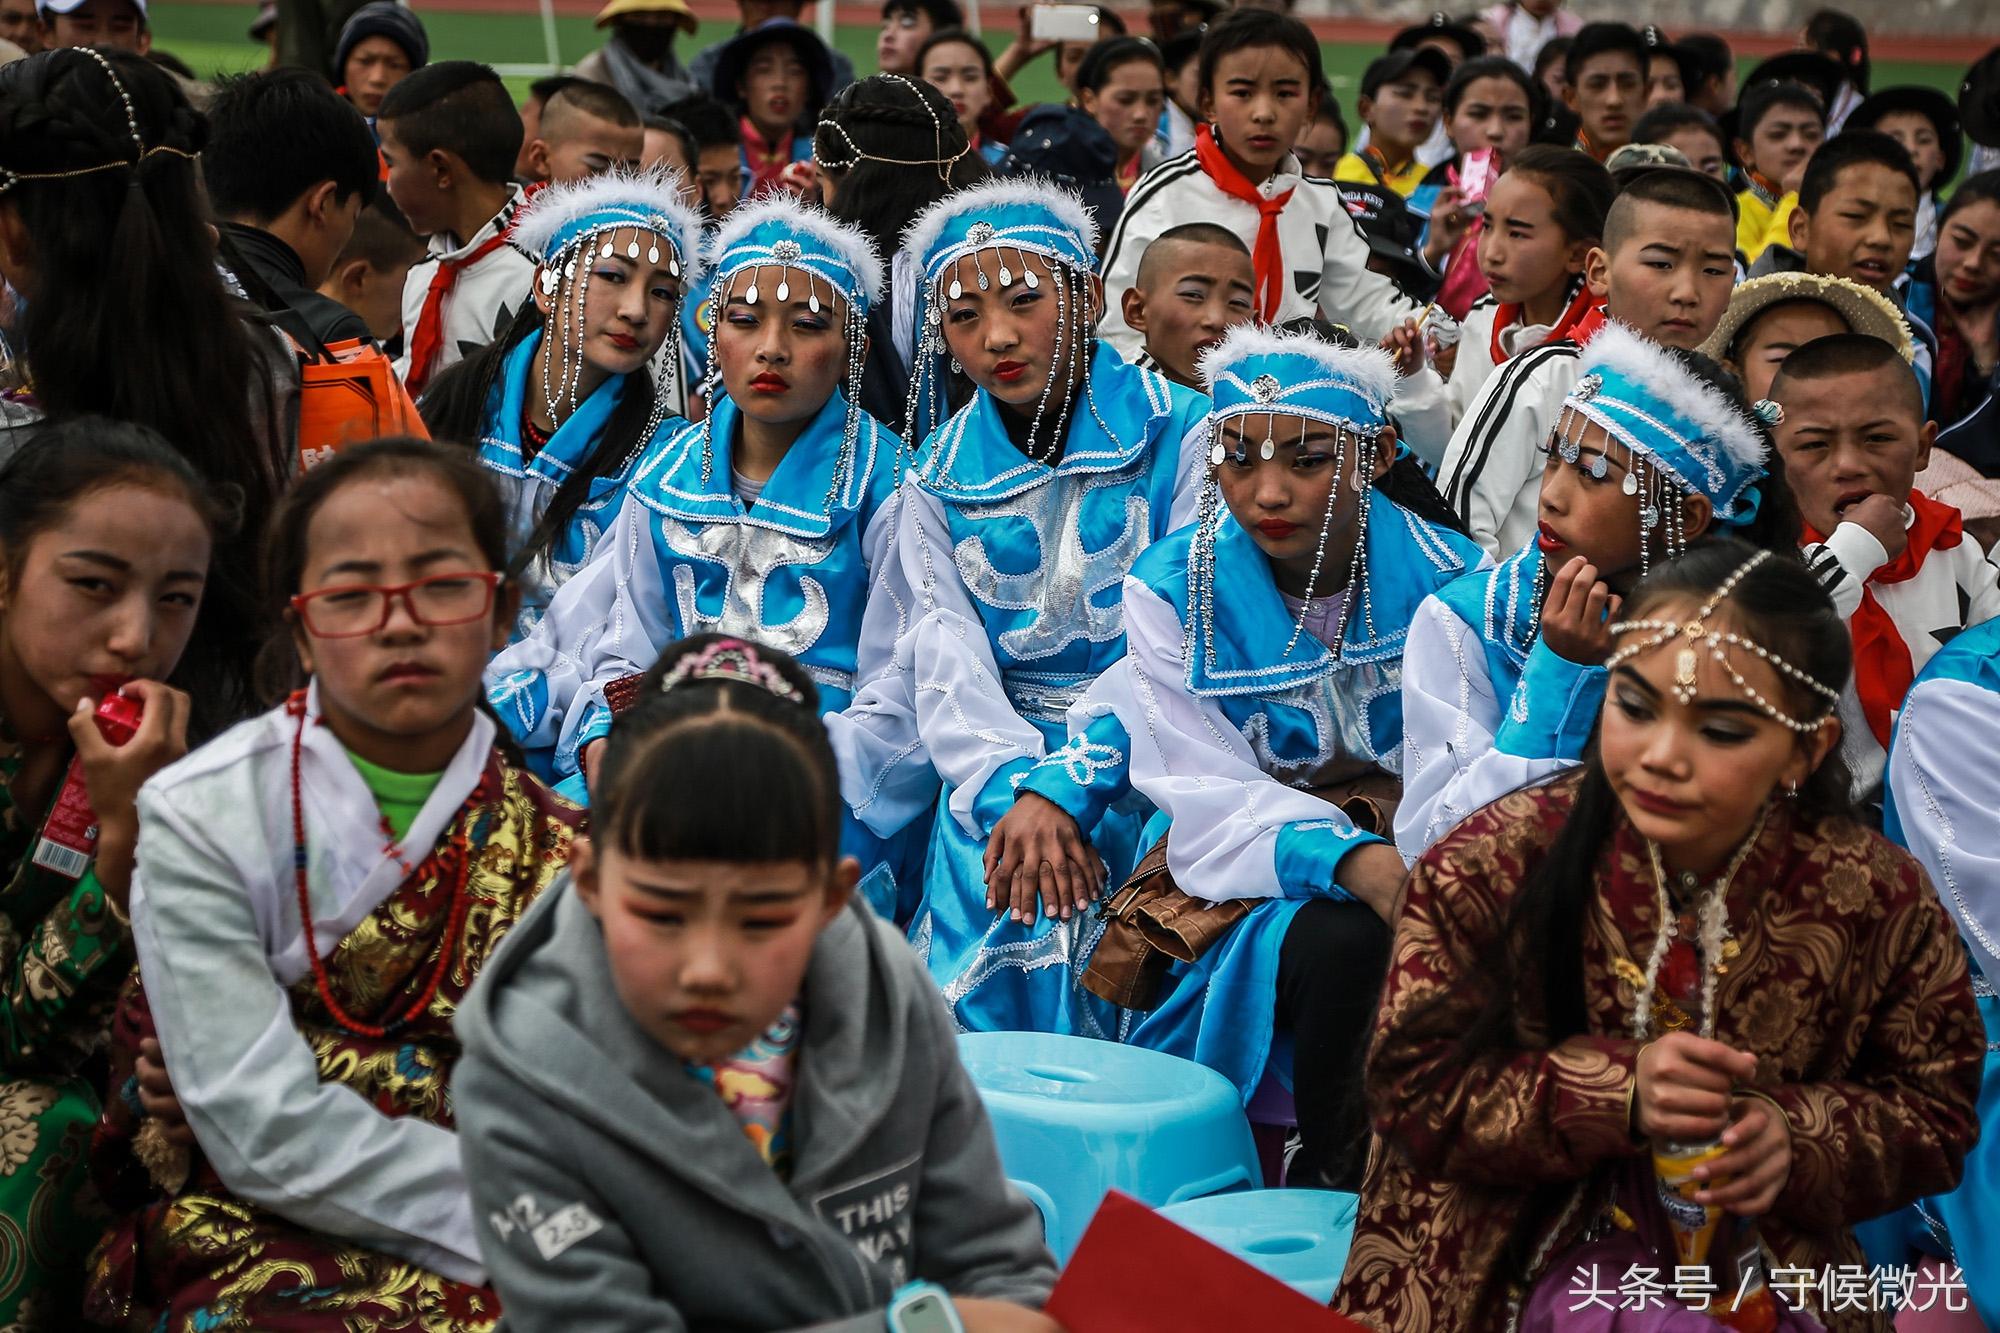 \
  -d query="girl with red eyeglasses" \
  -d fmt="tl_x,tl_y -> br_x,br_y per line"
85,438 -> 581,1332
